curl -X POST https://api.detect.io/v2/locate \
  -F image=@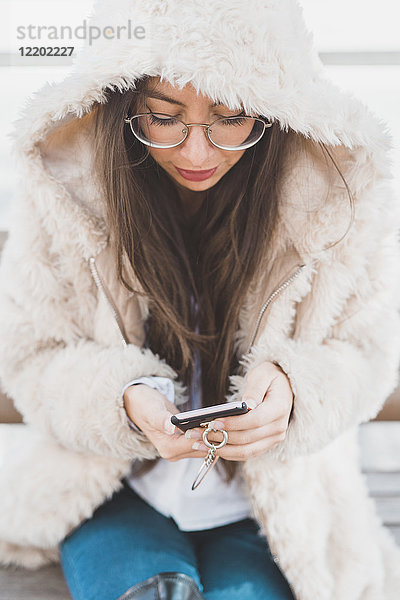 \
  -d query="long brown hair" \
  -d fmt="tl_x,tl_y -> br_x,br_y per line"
92,76 -> 354,480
